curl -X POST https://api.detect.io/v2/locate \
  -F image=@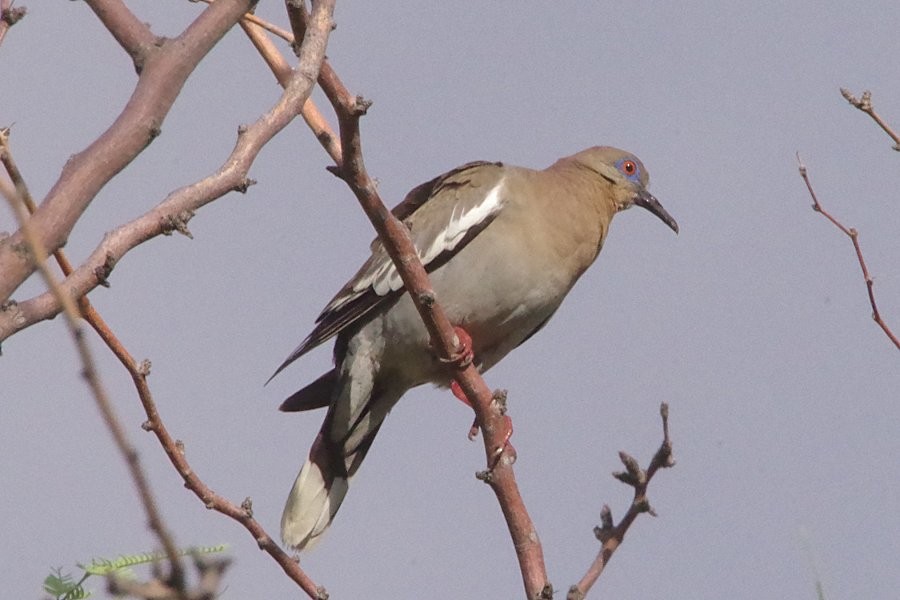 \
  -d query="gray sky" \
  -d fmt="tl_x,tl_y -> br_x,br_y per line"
3,1 -> 899,598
